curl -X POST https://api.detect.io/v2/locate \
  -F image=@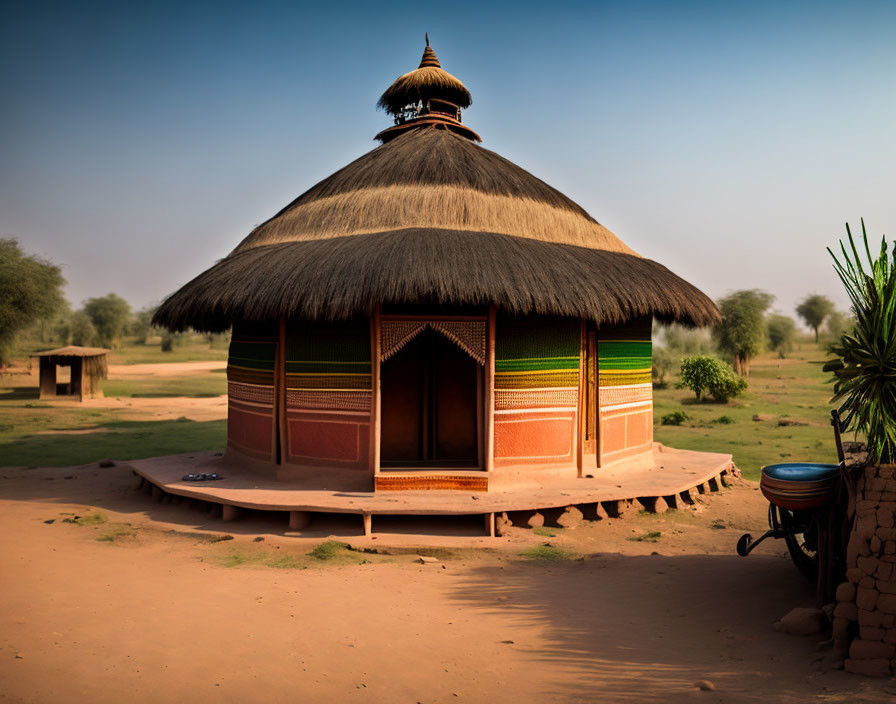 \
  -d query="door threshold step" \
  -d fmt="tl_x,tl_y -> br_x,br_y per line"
375,472 -> 489,492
